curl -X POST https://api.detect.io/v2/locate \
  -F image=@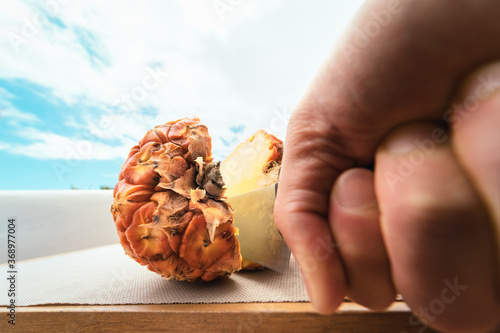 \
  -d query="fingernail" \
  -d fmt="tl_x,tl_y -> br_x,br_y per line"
383,130 -> 420,155
382,123 -> 447,155
458,62 -> 500,101
335,170 -> 376,208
